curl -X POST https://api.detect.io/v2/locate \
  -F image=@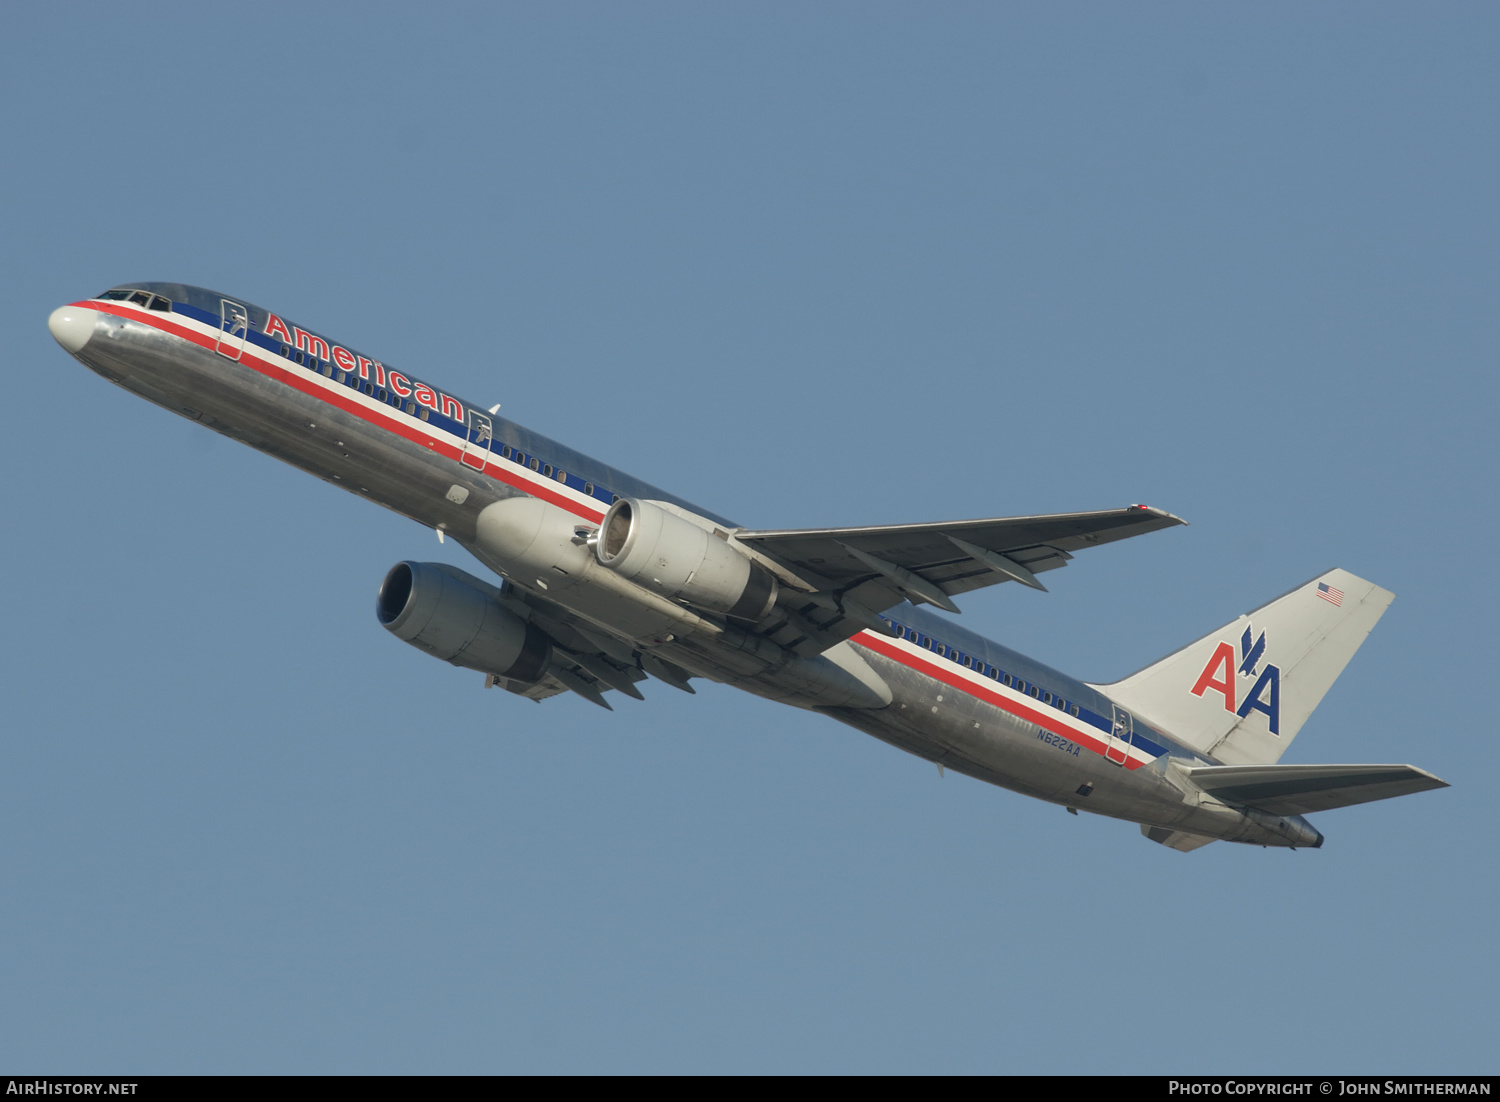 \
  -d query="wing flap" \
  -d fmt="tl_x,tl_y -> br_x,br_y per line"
1185,763 -> 1449,816
490,585 -> 663,703
1140,824 -> 1218,852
